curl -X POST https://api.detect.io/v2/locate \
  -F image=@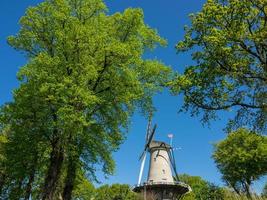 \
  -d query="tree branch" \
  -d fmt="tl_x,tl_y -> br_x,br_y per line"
92,53 -> 108,92
186,92 -> 265,111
